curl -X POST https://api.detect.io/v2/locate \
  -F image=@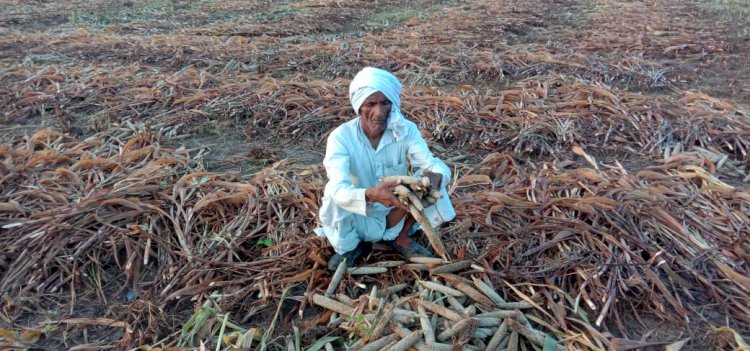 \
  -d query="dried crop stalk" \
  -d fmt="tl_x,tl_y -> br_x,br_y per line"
382,175 -> 449,260
325,261 -> 347,297
312,294 -> 354,316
